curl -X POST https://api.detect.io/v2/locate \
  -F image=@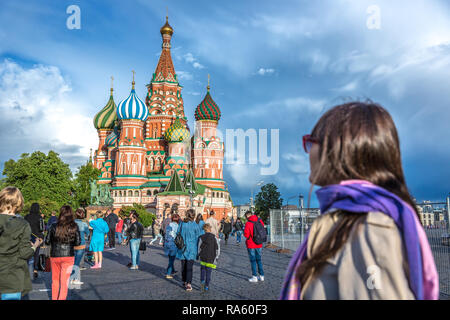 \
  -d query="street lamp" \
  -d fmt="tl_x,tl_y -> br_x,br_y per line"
186,182 -> 195,210
250,180 -> 264,213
